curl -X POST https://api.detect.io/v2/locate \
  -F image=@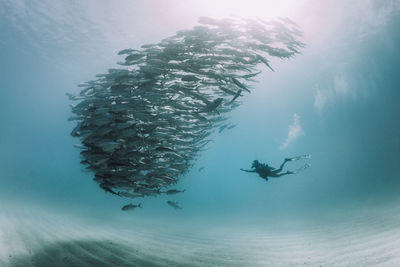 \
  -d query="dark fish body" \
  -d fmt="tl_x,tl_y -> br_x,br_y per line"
229,90 -> 242,104
219,124 -> 228,133
100,183 -> 120,196
118,48 -> 135,55
197,98 -> 223,113
241,71 -> 261,79
181,75 -> 201,82
125,53 -> 145,61
167,201 -> 182,210
165,189 -> 185,195
256,54 -> 275,71
121,203 -> 142,211
231,78 -> 250,92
